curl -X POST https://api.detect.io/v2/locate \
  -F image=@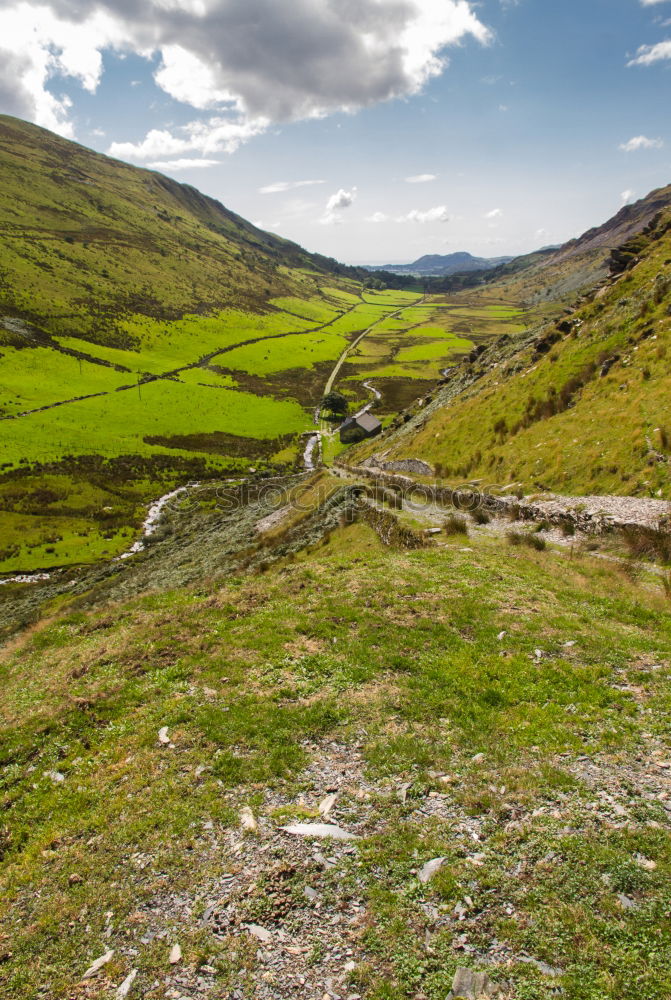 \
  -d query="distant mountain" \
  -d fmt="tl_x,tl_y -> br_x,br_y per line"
367,251 -> 514,277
